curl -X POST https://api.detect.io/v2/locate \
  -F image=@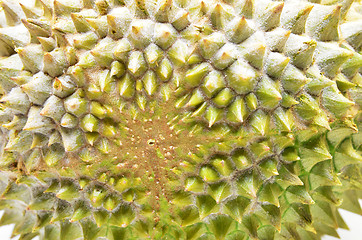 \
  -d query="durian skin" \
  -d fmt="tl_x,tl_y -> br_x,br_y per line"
0,0 -> 361,239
